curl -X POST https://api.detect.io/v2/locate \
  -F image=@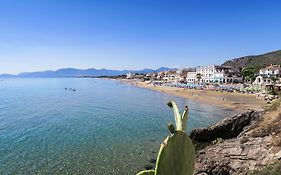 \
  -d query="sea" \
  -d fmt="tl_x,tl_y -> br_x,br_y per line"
0,78 -> 236,174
